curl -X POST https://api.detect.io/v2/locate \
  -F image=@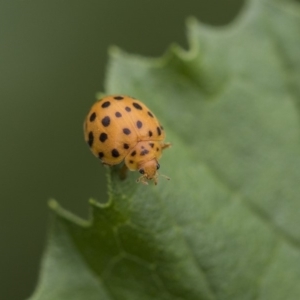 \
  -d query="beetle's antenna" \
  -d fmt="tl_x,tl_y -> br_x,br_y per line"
158,173 -> 170,181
